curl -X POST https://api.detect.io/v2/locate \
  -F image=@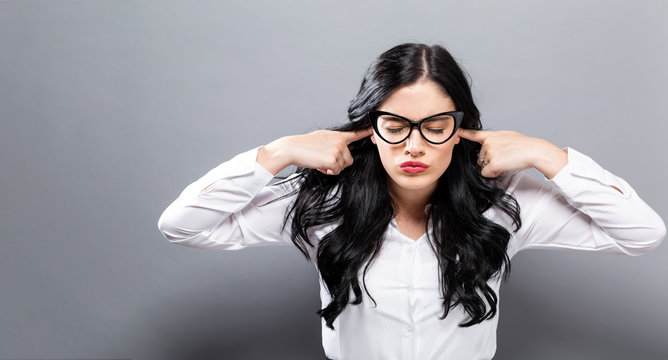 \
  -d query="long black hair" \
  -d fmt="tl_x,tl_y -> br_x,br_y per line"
271,42 -> 521,329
